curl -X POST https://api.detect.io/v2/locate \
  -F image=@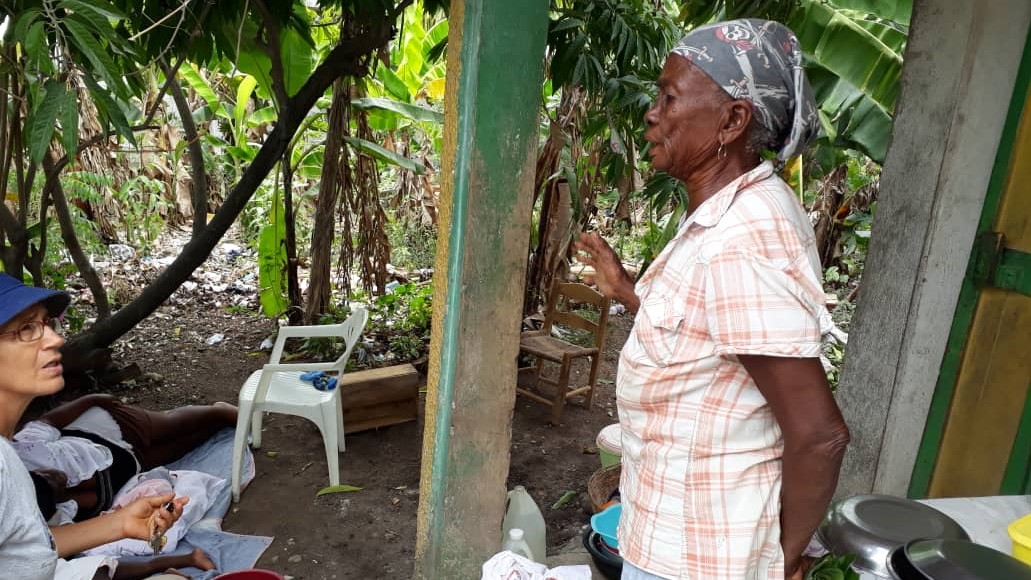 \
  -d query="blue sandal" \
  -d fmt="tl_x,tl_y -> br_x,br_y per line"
300,370 -> 338,391
312,375 -> 338,391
